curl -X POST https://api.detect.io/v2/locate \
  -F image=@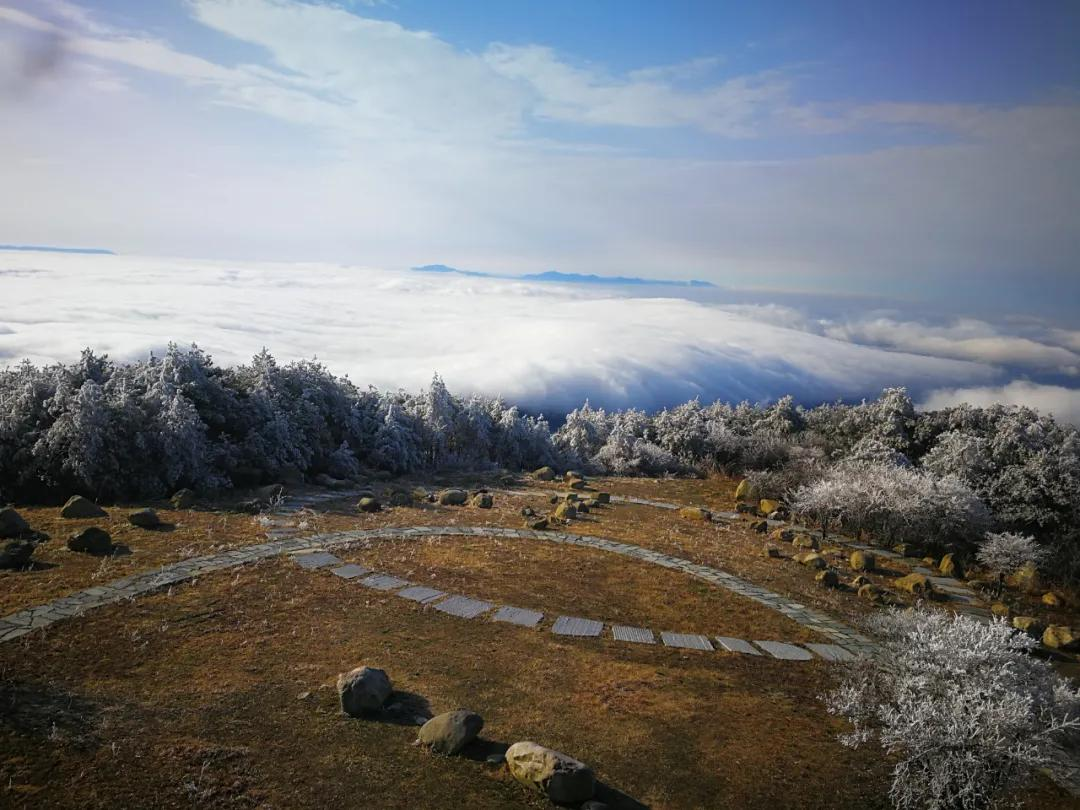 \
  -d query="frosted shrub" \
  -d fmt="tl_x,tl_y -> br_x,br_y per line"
826,608 -> 1080,810
977,531 -> 1047,596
